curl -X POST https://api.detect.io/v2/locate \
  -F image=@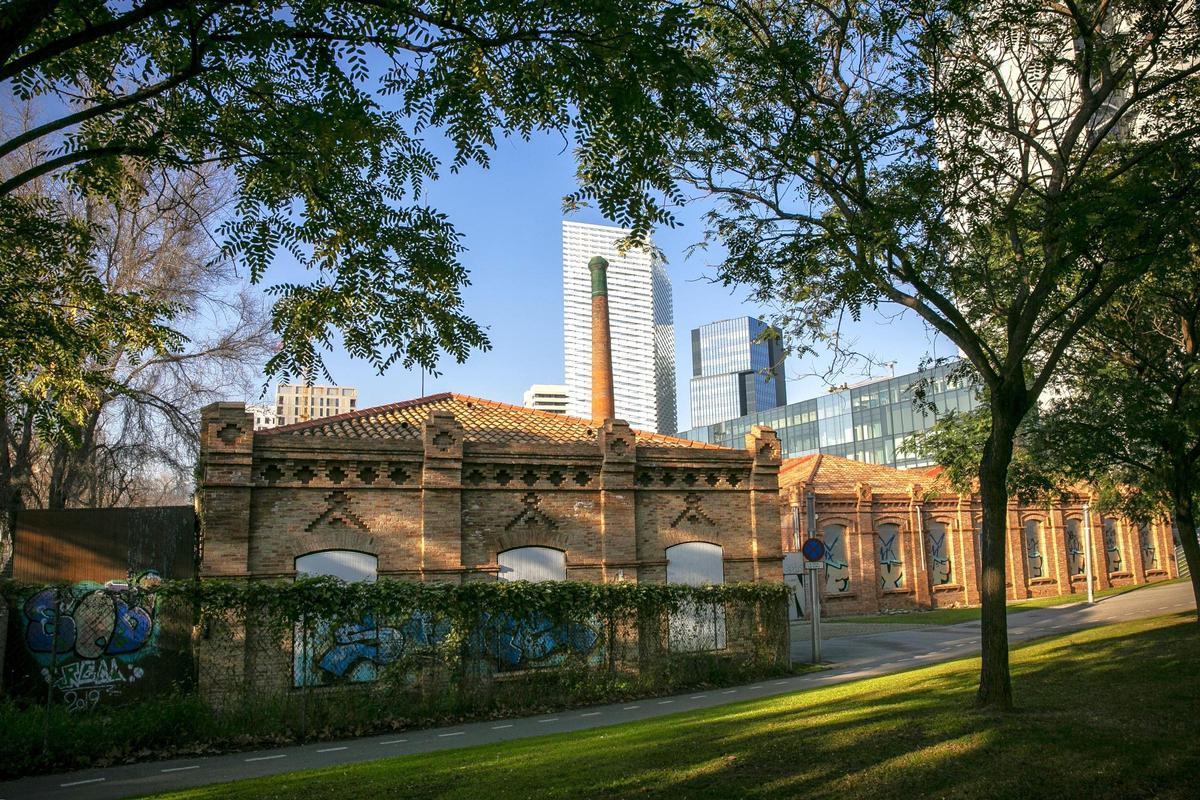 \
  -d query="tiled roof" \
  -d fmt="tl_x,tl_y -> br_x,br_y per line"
779,454 -> 948,492
262,393 -> 726,450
